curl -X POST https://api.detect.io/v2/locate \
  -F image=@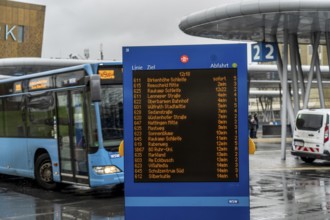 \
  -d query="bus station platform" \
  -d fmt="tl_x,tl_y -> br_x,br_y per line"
0,139 -> 330,219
